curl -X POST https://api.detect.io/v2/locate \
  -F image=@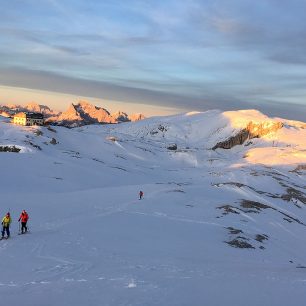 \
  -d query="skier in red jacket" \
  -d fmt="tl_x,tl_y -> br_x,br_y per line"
18,210 -> 29,234
139,190 -> 144,200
